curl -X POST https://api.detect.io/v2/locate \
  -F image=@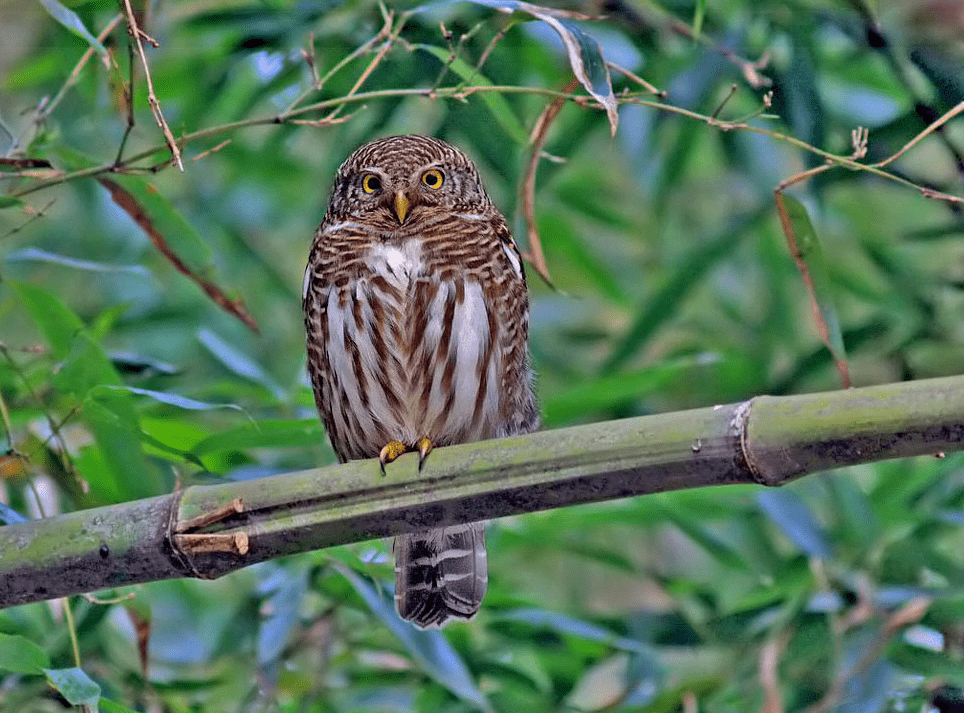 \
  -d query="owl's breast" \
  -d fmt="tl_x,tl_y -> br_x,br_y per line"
319,247 -> 503,459
366,239 -> 426,284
